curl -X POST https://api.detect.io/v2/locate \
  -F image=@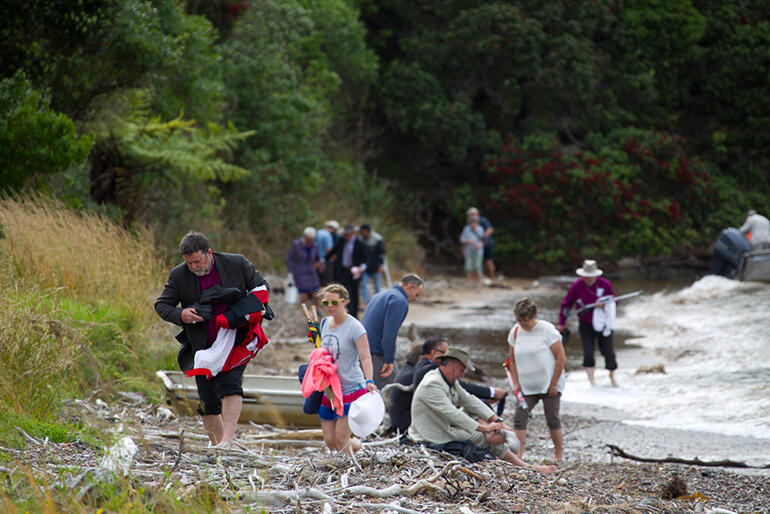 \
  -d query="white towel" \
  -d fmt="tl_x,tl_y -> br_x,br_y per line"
190,326 -> 238,377
592,295 -> 616,336
189,284 -> 266,377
